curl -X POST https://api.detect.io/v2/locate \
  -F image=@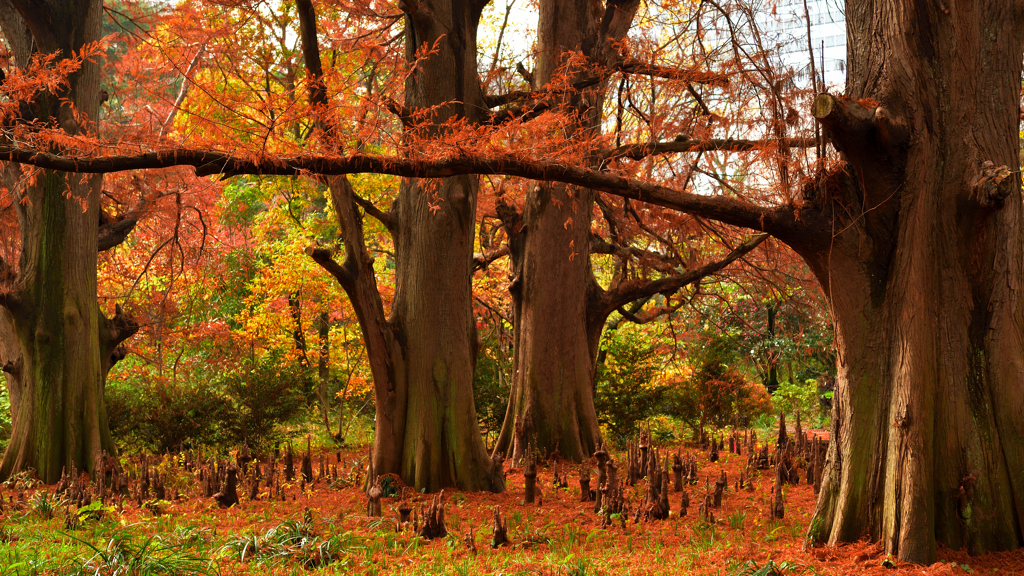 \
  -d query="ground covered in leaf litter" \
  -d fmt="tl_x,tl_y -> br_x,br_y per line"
1,441 -> 1021,575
